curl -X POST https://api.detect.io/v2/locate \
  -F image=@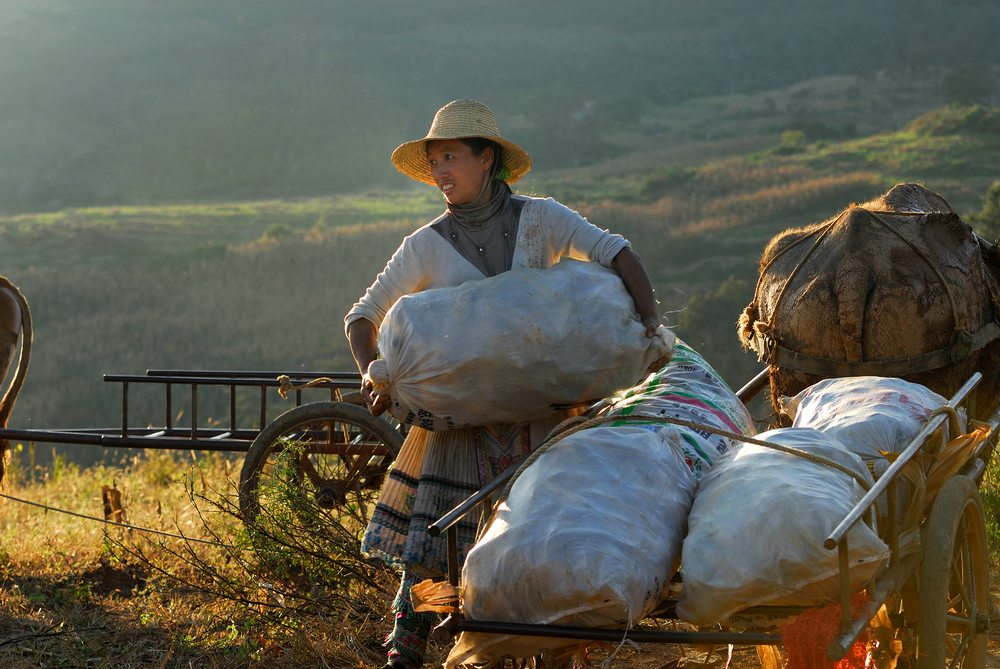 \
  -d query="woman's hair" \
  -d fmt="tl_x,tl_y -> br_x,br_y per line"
459,138 -> 508,182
